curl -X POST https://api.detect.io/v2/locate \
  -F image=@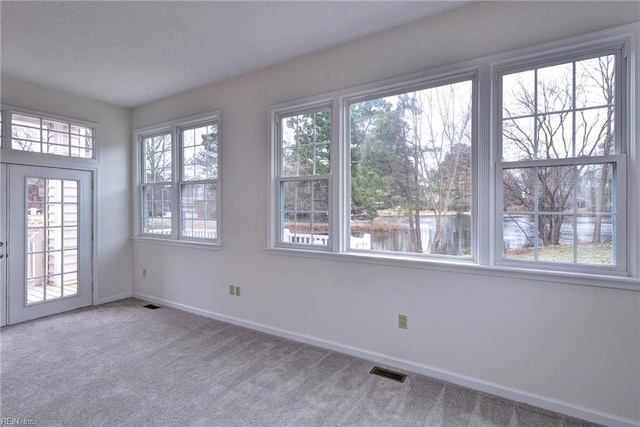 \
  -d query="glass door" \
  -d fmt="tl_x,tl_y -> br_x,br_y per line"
7,165 -> 92,324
